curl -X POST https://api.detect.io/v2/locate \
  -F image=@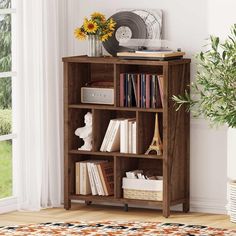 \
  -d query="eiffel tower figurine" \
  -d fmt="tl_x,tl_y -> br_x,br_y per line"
145,113 -> 163,155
